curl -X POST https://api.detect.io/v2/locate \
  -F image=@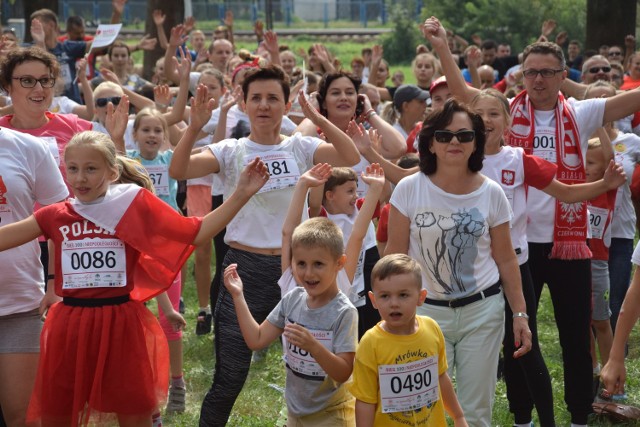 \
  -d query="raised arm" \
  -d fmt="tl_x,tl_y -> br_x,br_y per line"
354,129 -> 418,184
360,94 -> 406,159
422,16 -> 479,103
153,10 -> 169,51
73,58 -> 95,120
604,88 -> 640,124
543,160 -> 625,202
344,164 -> 384,282
100,68 -> 154,111
263,31 -> 281,67
169,84 -> 220,180
104,95 -> 130,154
163,25 -> 188,86
223,263 -> 283,350
194,157 -> 270,245
162,47 -> 192,127
281,163 -> 332,273
298,92 -> 360,166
